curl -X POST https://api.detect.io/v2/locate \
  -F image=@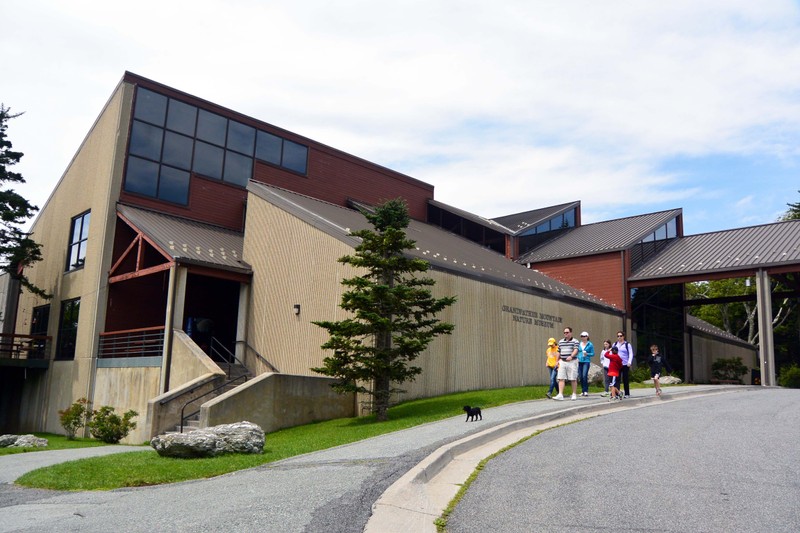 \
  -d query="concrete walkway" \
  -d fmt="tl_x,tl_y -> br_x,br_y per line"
0,385 -> 744,532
